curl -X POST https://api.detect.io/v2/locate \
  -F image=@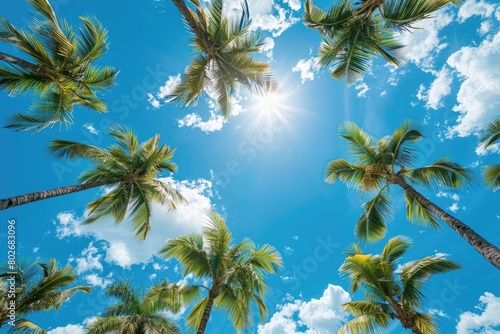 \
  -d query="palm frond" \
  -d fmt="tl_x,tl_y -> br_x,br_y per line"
404,192 -> 441,229
480,117 -> 500,148
339,122 -> 380,164
355,189 -> 394,242
382,0 -> 456,32
483,165 -> 500,191
403,157 -> 474,190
